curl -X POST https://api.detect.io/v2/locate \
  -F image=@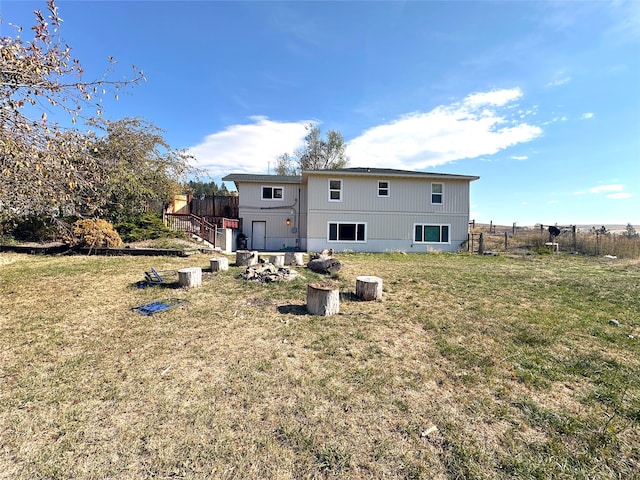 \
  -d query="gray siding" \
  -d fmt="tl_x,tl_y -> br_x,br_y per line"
306,212 -> 469,253
229,171 -> 474,253
236,182 -> 307,251
306,175 -> 471,215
